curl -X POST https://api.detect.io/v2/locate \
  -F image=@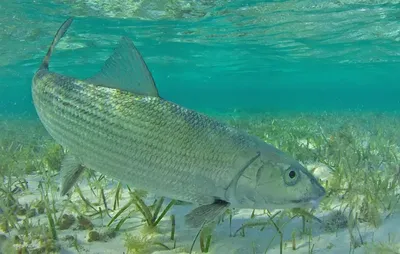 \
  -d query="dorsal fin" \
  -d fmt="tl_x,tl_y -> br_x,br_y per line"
40,17 -> 74,70
86,36 -> 159,97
